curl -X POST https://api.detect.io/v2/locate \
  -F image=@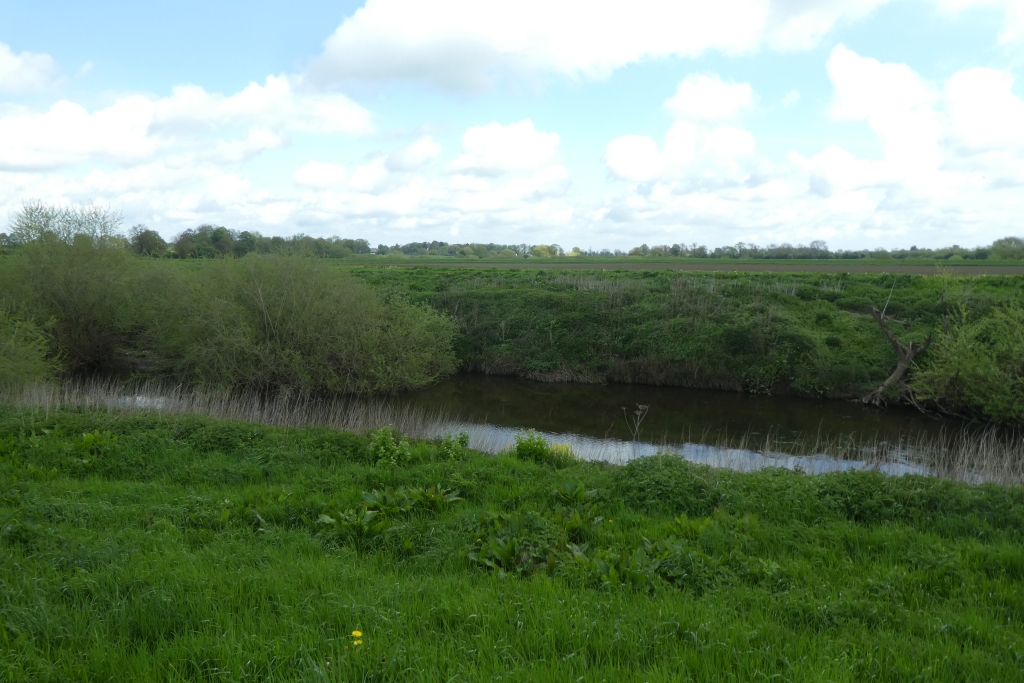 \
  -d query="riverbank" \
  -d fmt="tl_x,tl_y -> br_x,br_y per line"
1,405 -> 1021,681
354,267 -> 1018,404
